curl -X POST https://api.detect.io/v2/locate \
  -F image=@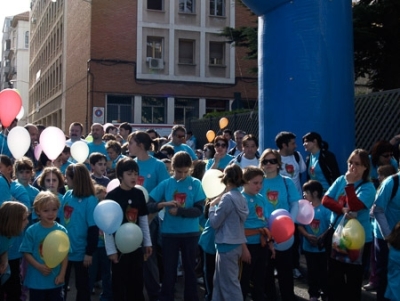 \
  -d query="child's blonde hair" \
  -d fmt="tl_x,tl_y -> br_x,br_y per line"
94,184 -> 107,201
0,201 -> 28,237
33,191 -> 61,214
